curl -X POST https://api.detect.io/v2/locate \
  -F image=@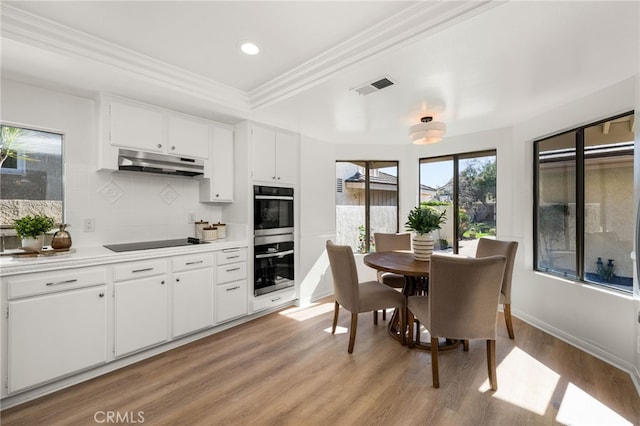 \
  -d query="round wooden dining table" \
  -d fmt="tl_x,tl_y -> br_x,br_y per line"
363,250 -> 458,351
